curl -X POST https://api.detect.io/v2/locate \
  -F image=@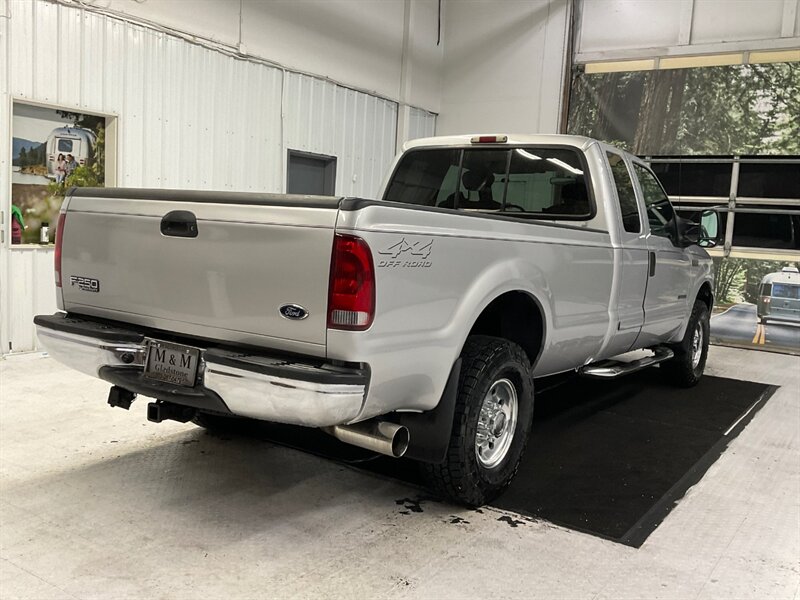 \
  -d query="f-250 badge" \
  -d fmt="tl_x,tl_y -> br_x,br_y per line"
377,237 -> 433,268
69,275 -> 100,292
